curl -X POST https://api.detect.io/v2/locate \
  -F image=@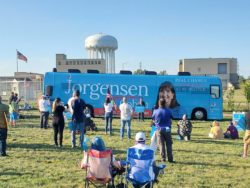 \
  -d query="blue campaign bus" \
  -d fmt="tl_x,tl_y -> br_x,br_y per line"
43,72 -> 223,120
